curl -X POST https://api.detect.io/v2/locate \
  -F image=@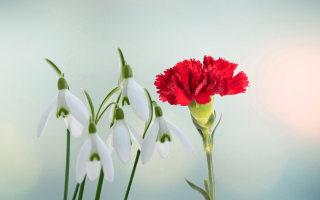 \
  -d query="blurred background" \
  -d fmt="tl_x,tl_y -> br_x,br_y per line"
1,0 -> 320,199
